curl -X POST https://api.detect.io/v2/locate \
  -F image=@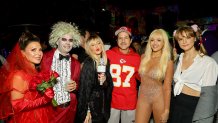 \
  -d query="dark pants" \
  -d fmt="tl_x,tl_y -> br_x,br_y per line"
214,111 -> 218,123
170,93 -> 199,123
